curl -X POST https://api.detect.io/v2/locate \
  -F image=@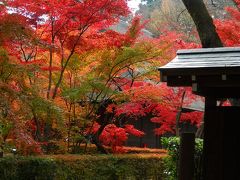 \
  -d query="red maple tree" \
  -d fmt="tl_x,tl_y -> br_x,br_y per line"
215,0 -> 240,46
